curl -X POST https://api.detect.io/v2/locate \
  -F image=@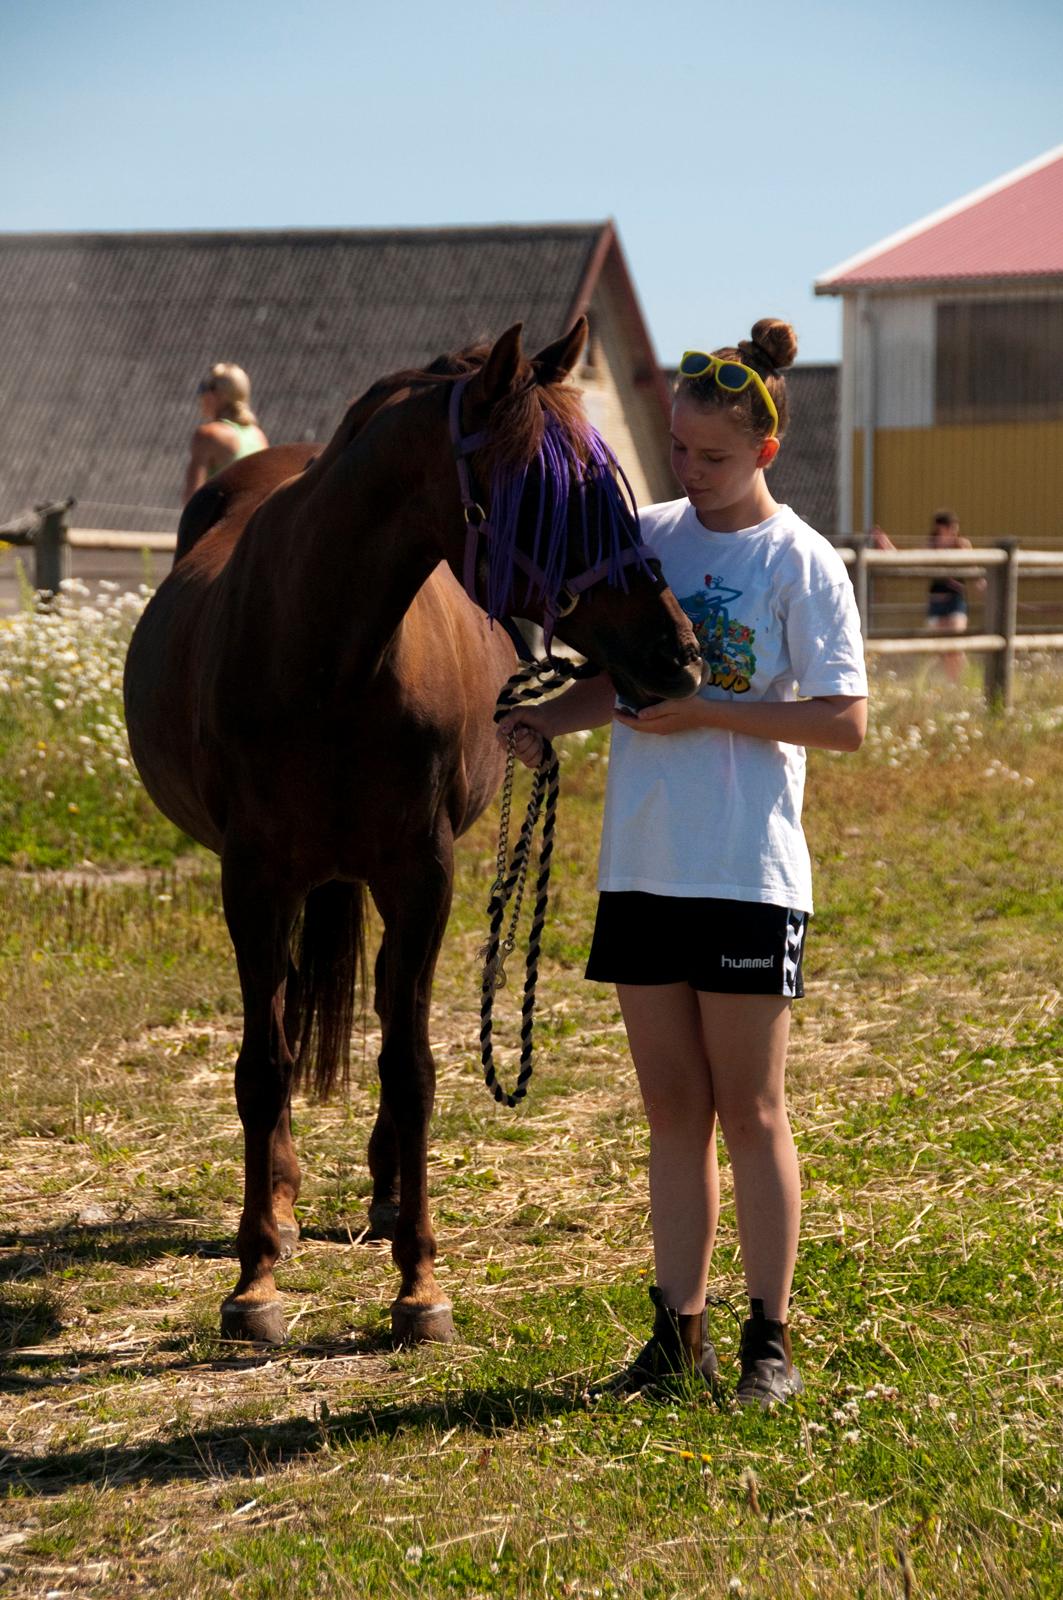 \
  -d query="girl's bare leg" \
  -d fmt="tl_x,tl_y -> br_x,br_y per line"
617,983 -> 718,1314
697,992 -> 799,1321
929,611 -> 967,683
